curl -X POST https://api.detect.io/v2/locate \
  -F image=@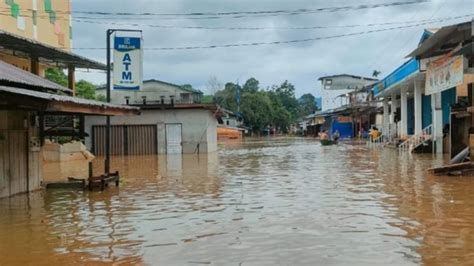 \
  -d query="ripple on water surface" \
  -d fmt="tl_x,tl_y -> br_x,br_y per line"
2,138 -> 474,265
